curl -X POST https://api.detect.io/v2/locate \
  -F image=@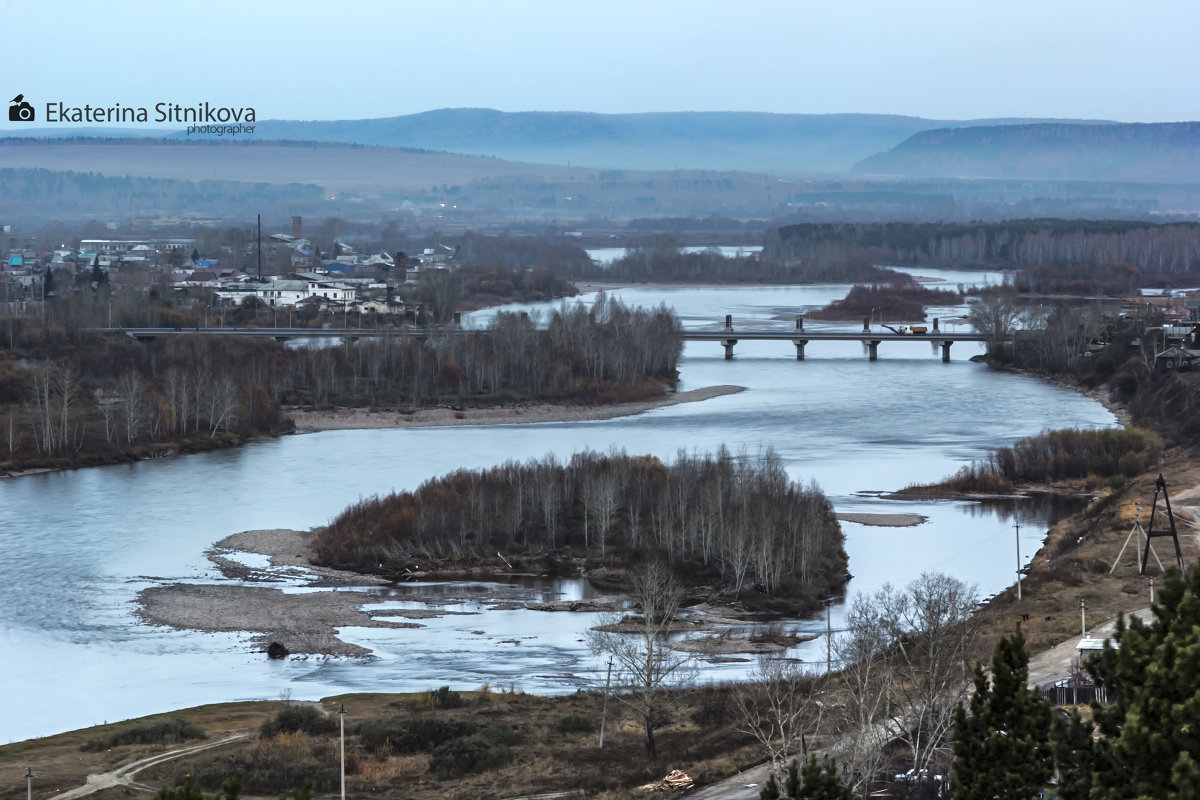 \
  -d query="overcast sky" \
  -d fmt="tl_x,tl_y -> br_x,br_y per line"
1,0 -> 1196,129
